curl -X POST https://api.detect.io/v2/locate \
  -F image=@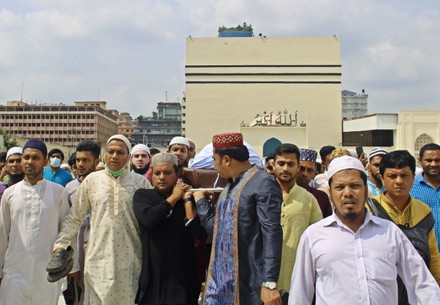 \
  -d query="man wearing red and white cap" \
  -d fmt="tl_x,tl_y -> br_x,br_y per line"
194,132 -> 283,305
